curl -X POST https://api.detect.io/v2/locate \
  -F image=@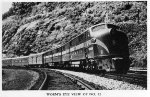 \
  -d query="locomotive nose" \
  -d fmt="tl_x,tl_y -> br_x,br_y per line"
110,29 -> 129,56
